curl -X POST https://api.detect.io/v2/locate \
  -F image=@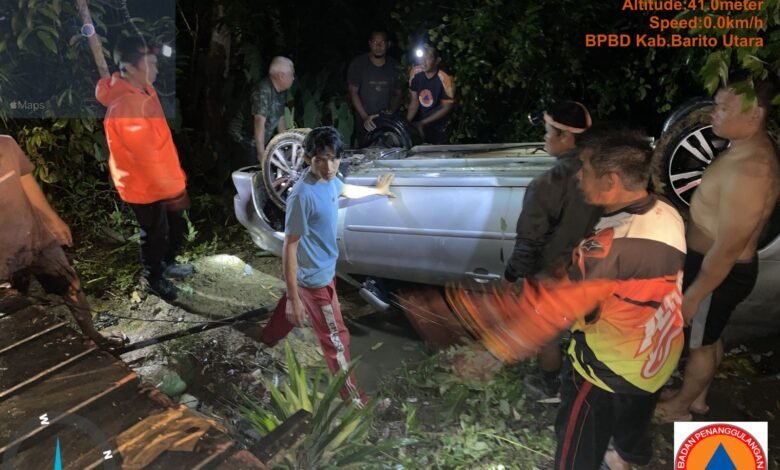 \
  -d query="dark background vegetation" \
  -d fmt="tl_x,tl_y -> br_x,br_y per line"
0,0 -> 777,291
